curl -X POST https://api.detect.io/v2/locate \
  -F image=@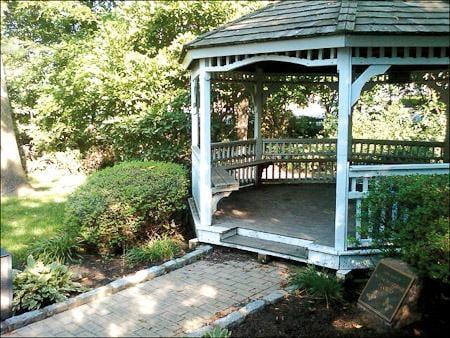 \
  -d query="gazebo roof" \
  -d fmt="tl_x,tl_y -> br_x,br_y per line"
184,0 -> 449,51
